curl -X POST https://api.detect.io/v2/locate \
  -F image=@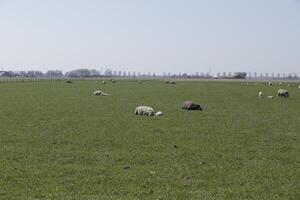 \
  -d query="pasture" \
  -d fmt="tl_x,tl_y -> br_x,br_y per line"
0,80 -> 299,199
